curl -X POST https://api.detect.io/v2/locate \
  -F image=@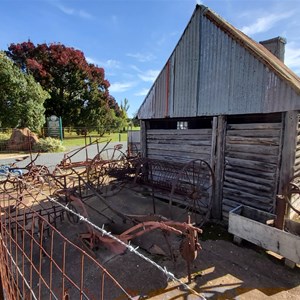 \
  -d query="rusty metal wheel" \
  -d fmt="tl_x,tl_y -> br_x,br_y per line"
170,159 -> 214,226
283,175 -> 300,216
92,145 -> 127,162
87,160 -> 128,197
